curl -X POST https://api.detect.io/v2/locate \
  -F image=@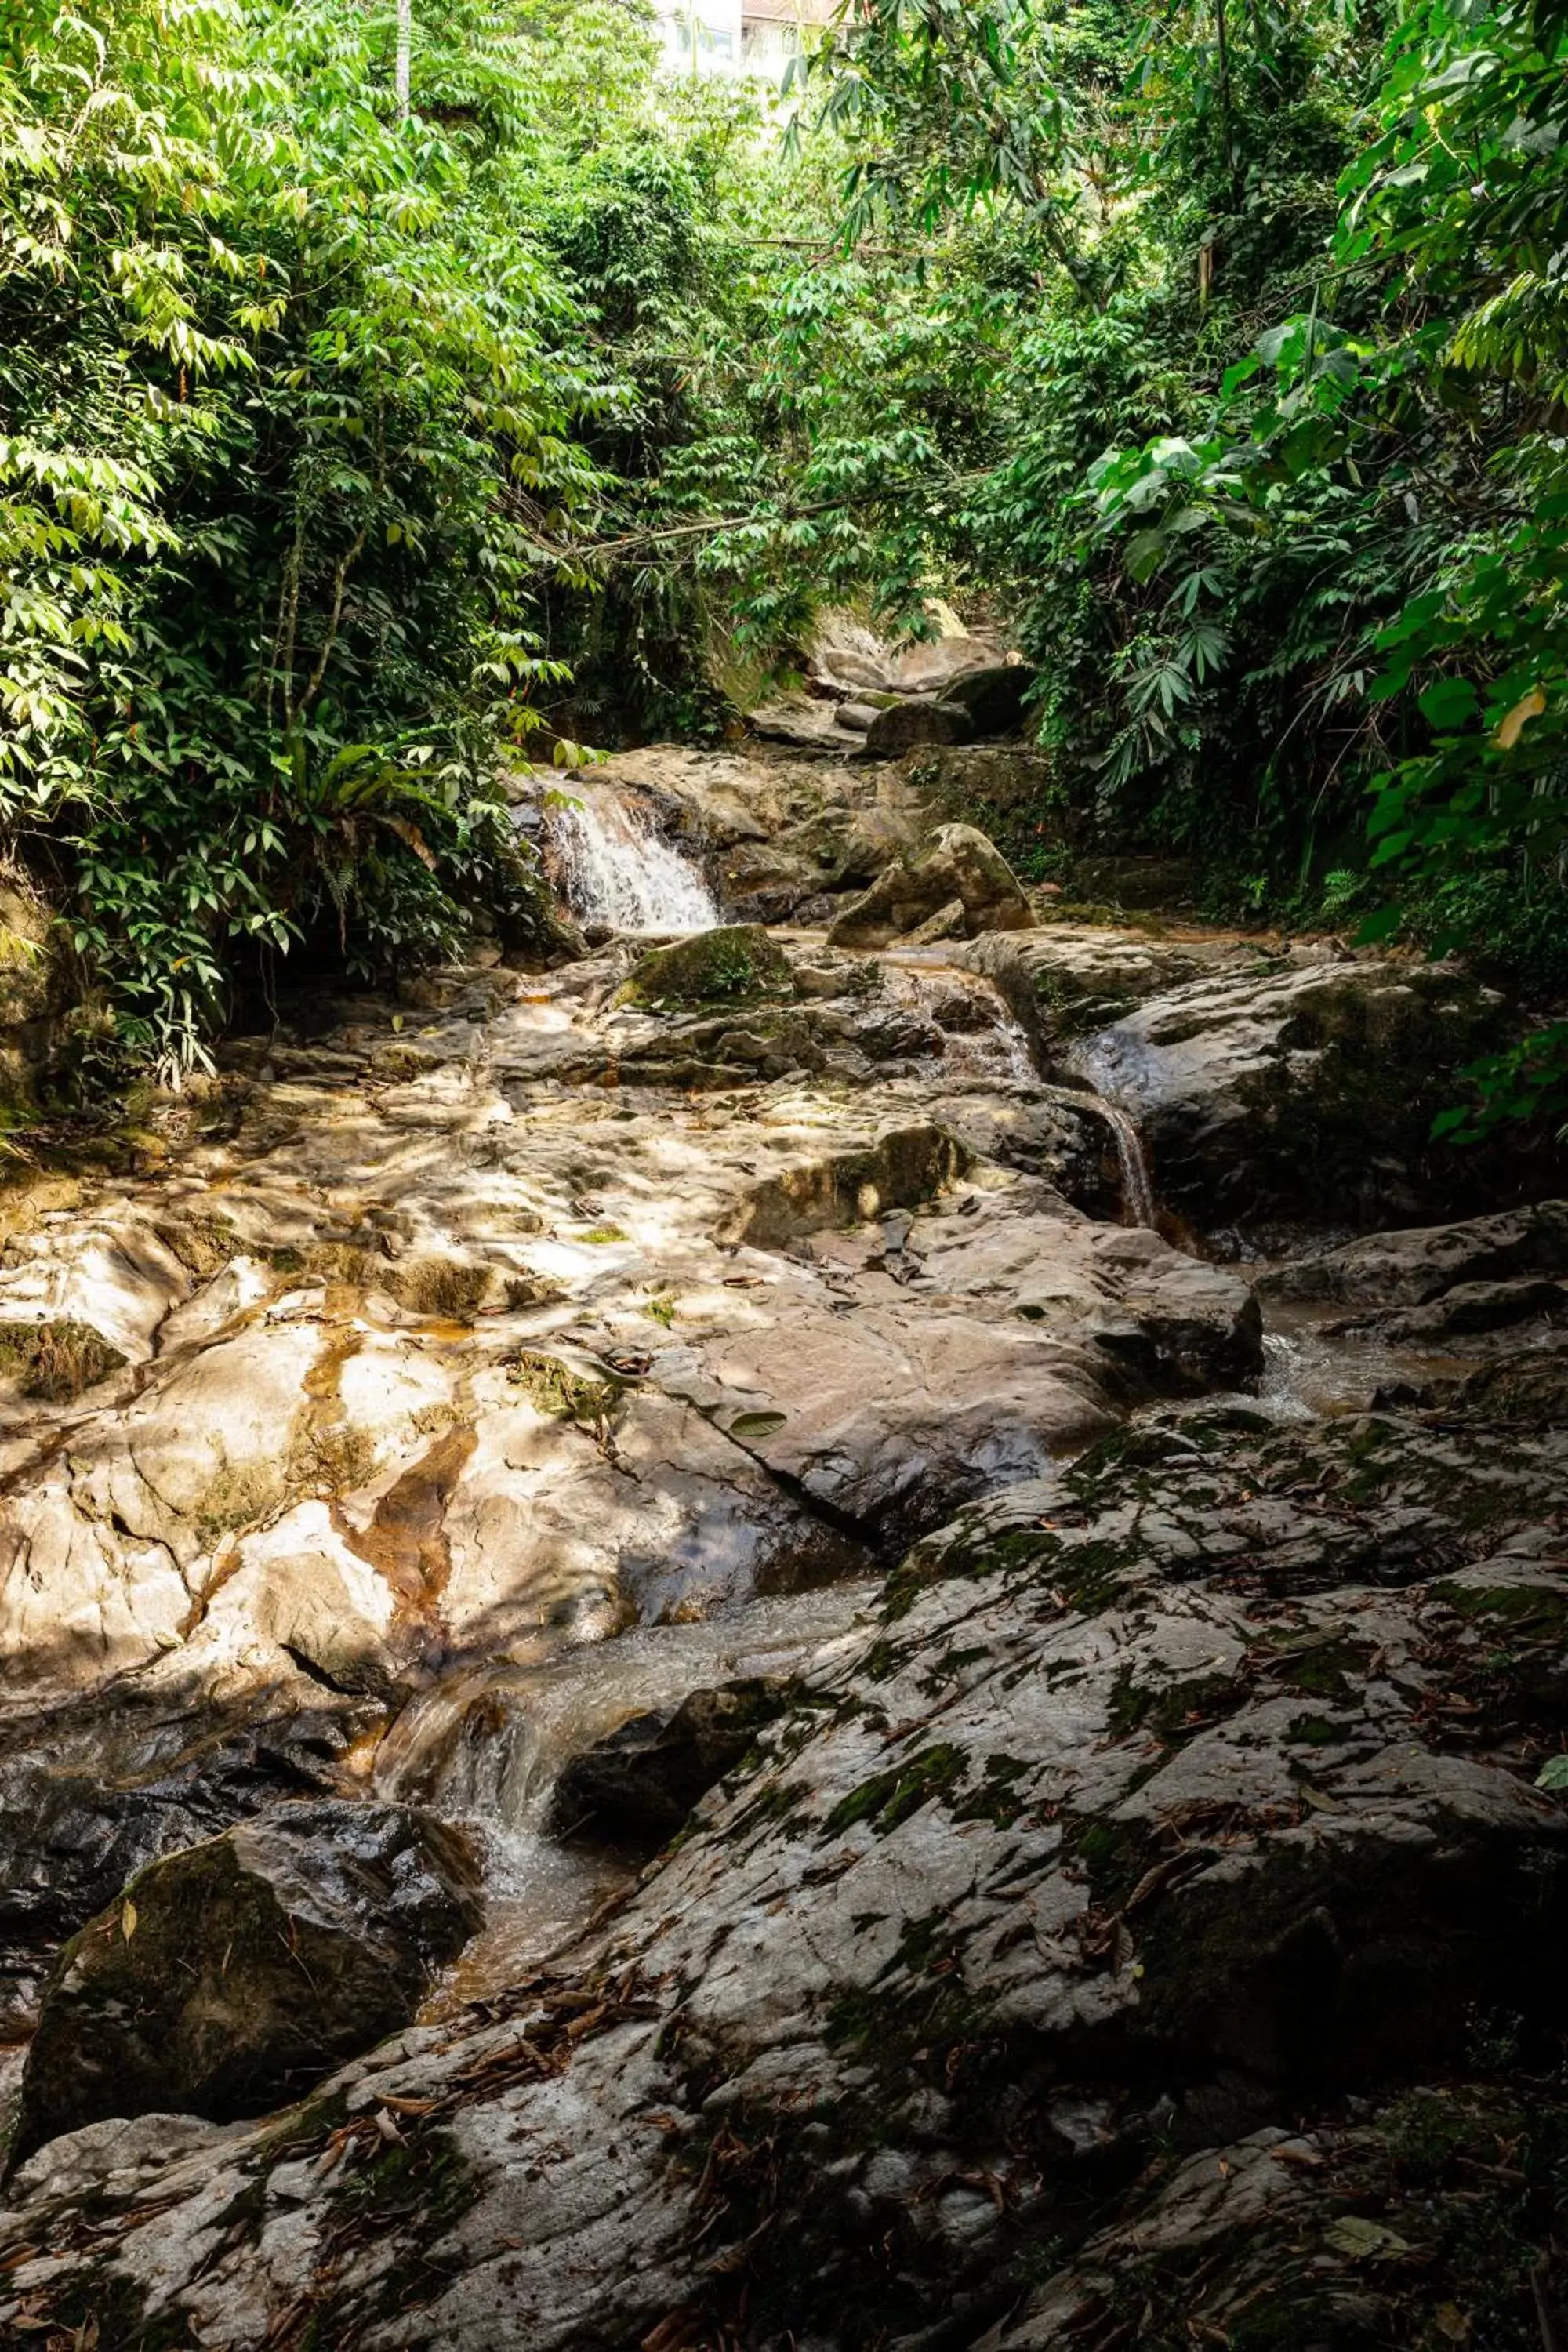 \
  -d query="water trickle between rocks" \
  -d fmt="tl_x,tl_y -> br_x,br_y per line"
1057,1029 -> 1160,1227
1089,1091 -> 1157,1227
373,1587 -> 875,2010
